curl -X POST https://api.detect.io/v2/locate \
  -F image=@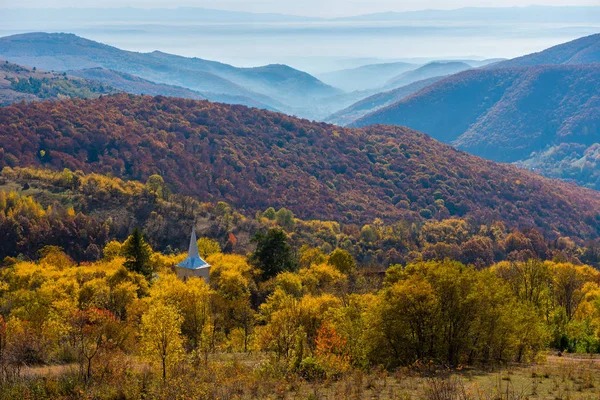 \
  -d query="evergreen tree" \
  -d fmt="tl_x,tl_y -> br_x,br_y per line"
122,228 -> 153,280
250,229 -> 297,280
